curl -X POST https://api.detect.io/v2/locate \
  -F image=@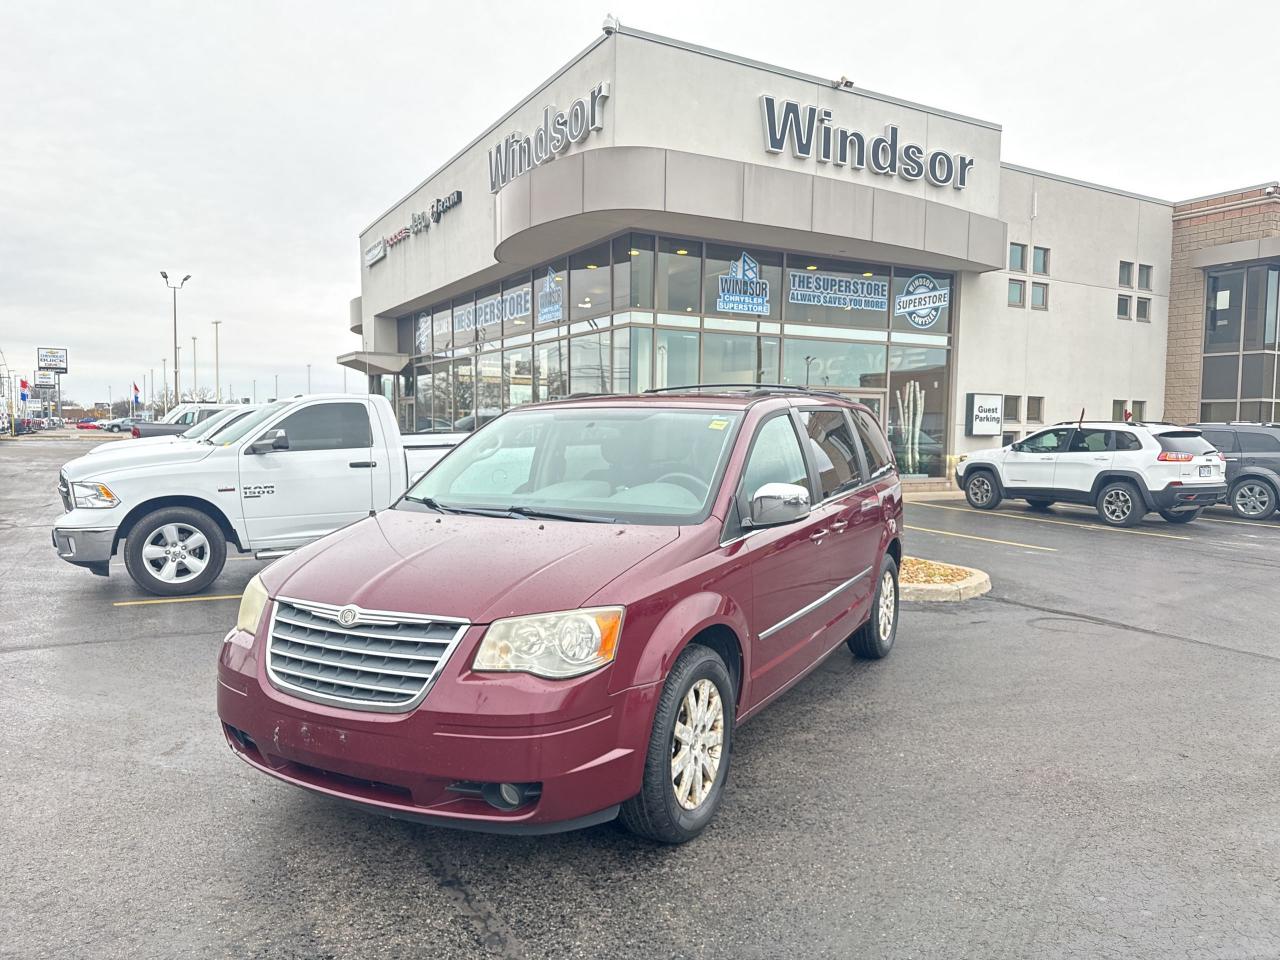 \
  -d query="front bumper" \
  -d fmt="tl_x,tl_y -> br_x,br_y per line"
52,526 -> 116,576
1150,482 -> 1227,511
217,624 -> 658,835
